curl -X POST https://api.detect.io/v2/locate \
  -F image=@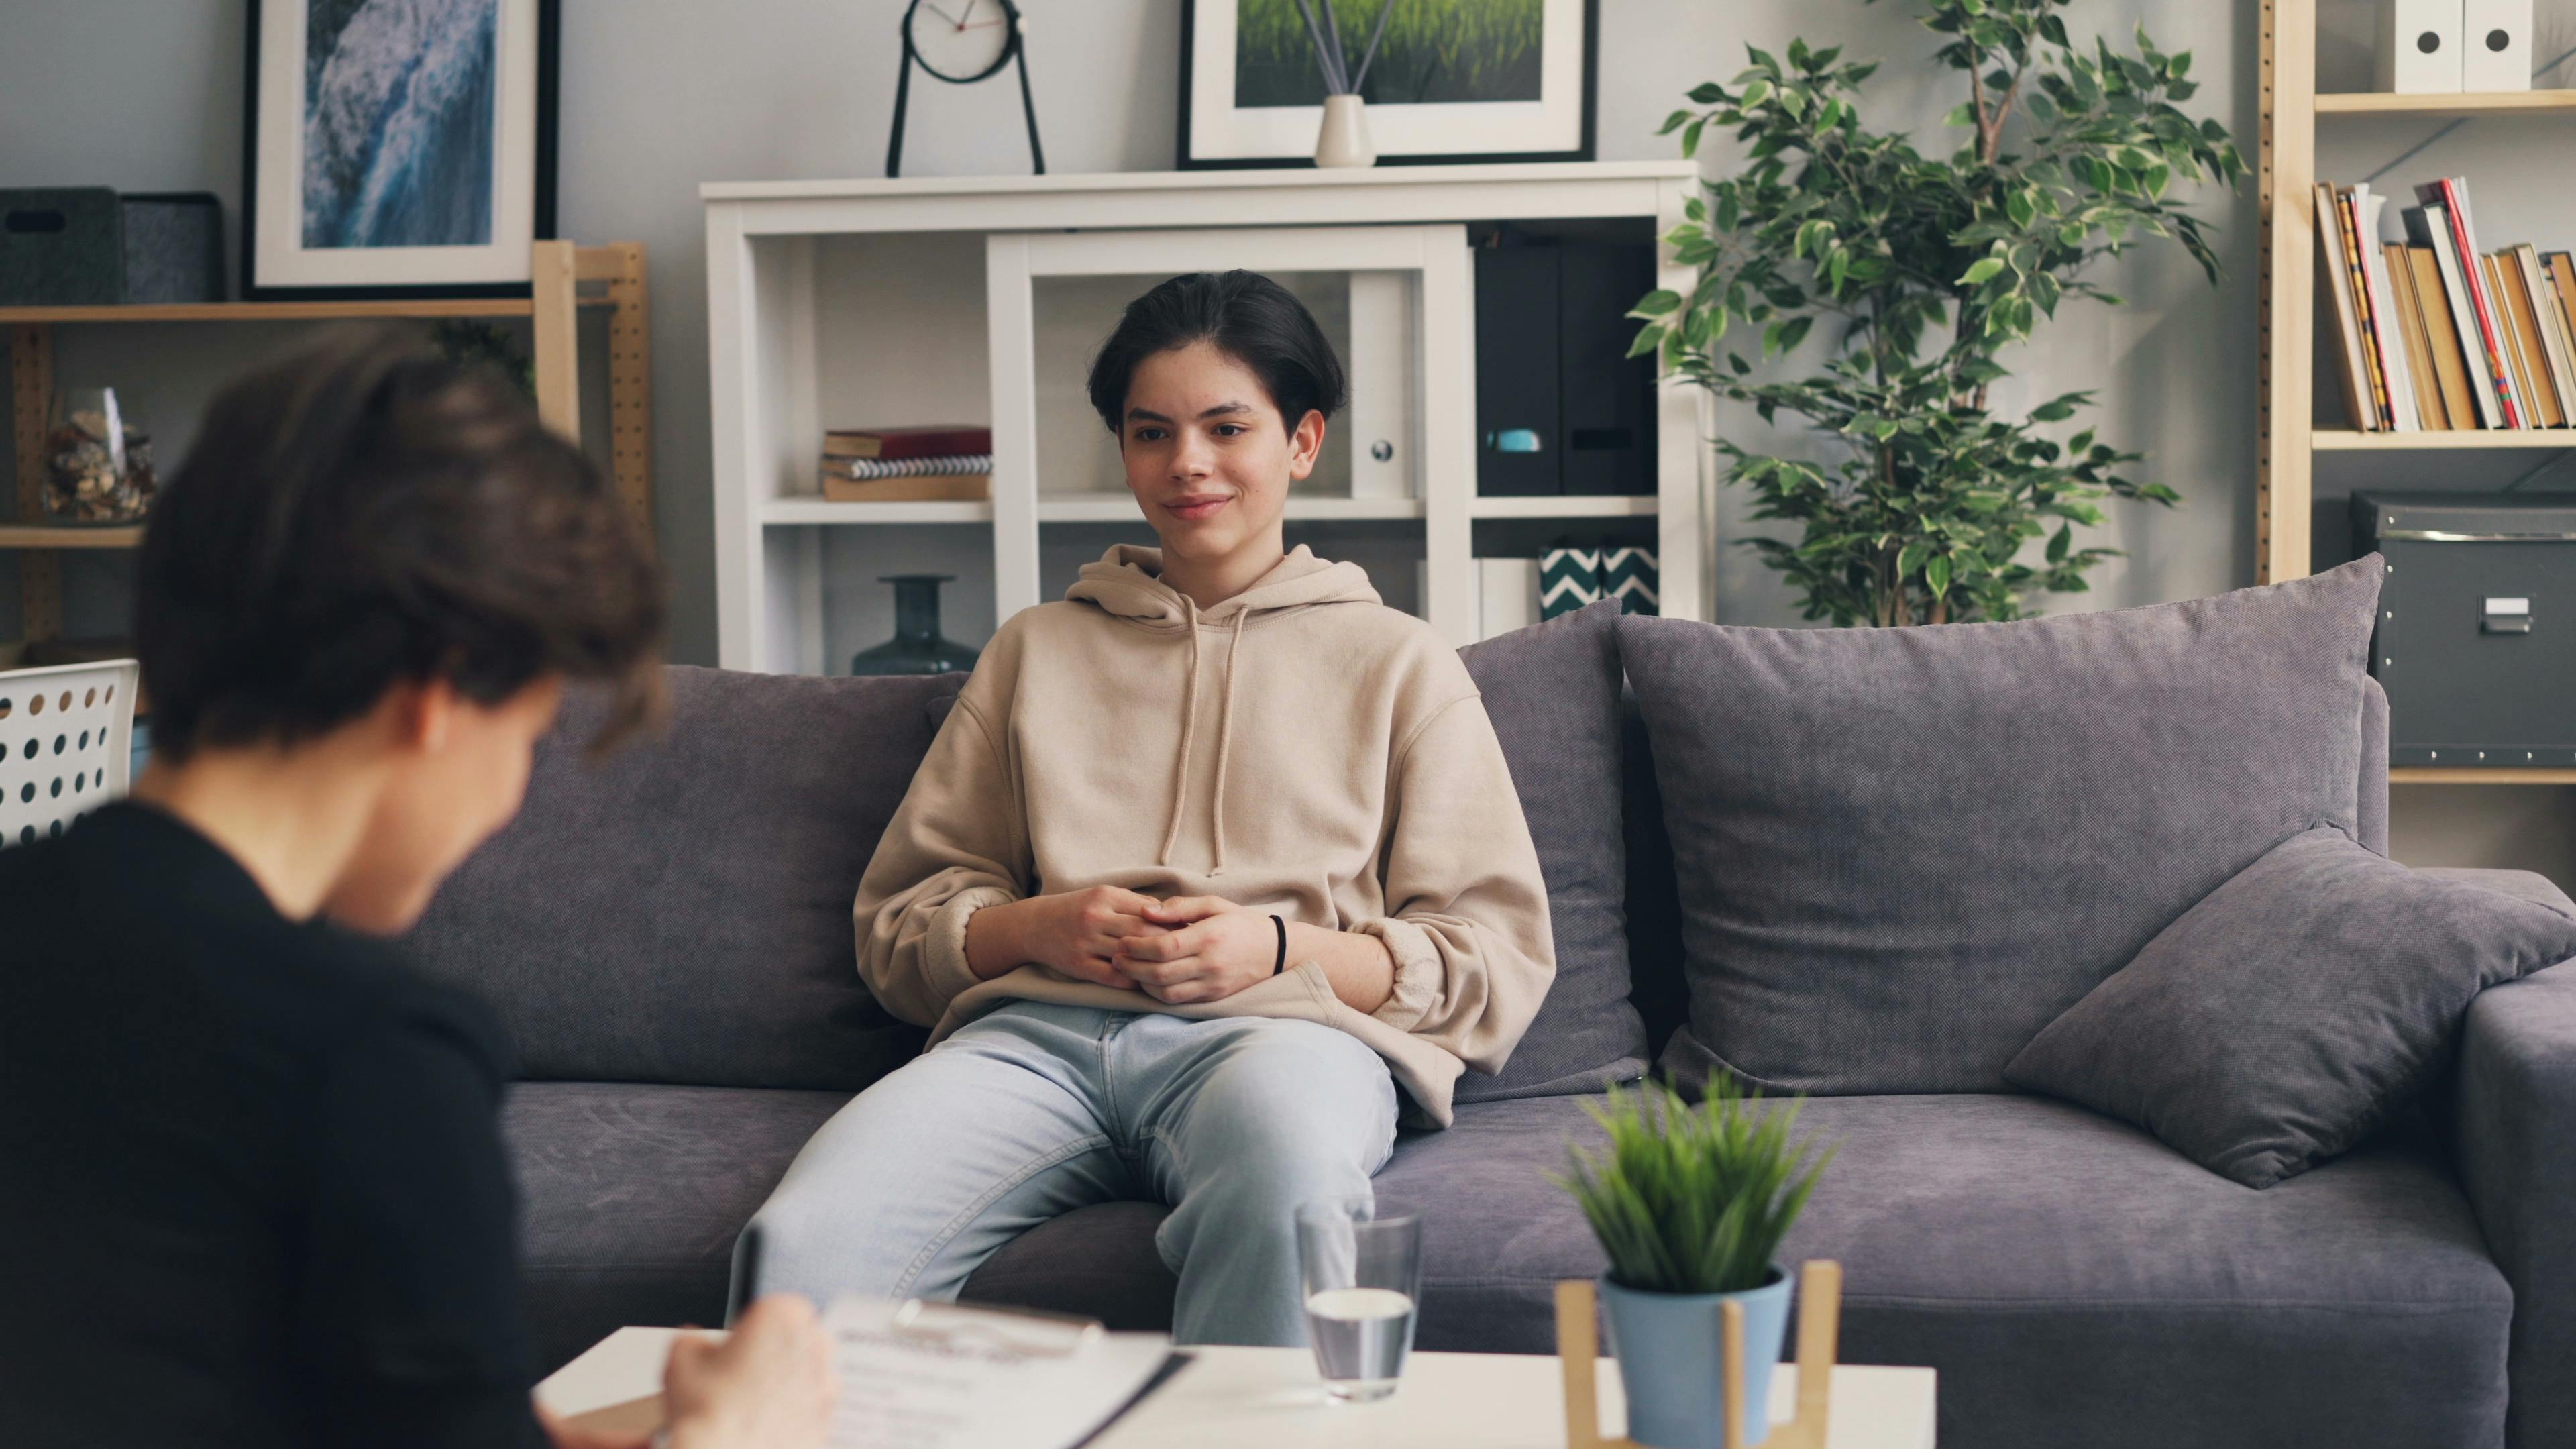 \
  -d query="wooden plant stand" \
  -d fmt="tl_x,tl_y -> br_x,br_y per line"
1556,1260 -> 1844,1449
